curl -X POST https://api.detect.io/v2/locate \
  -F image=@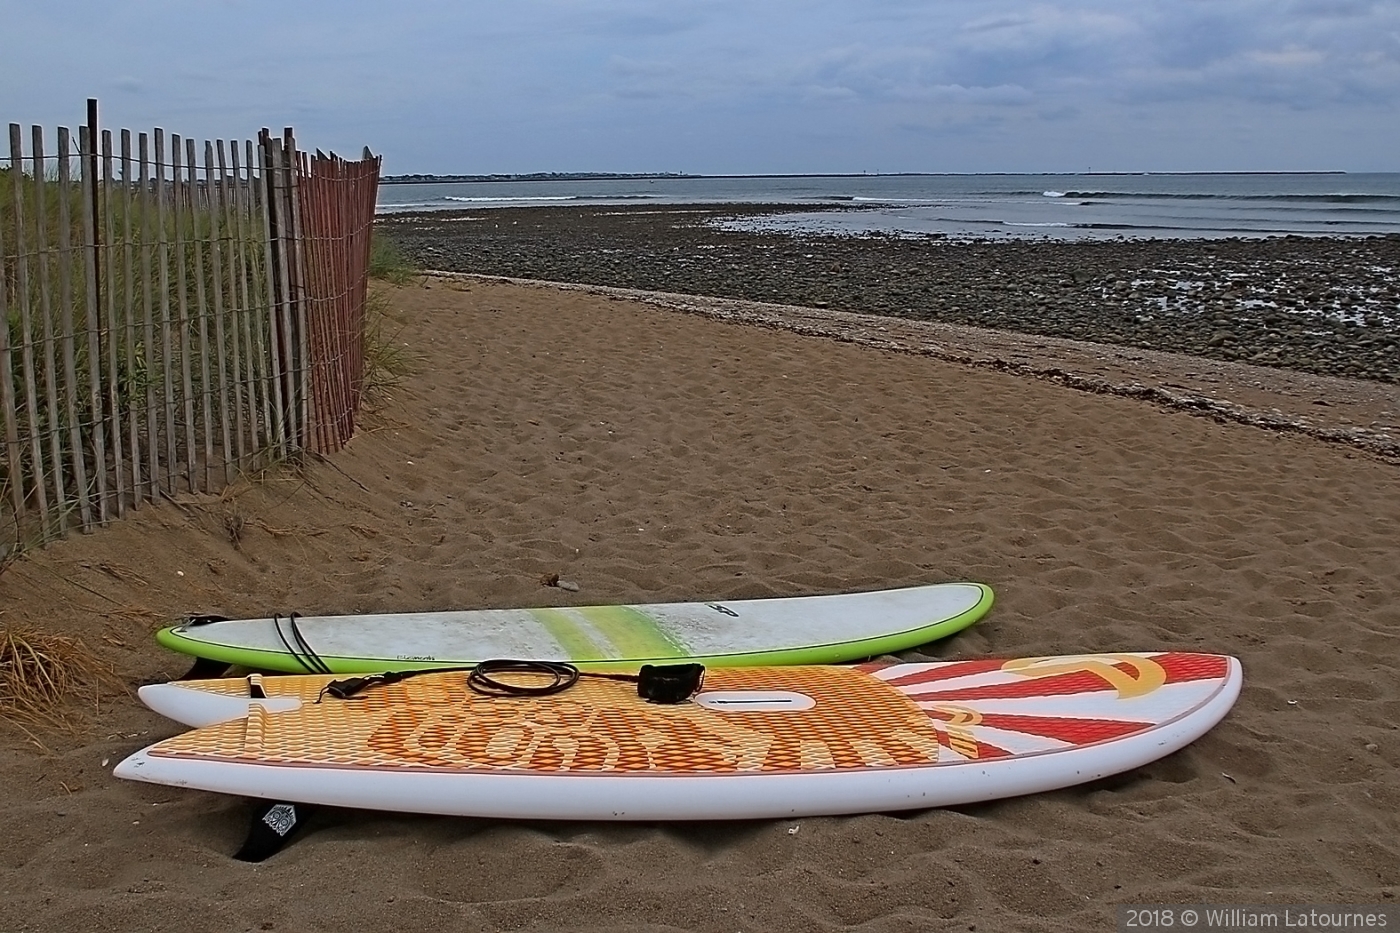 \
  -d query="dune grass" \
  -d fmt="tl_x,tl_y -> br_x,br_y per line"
362,290 -> 412,402
0,626 -> 113,743
361,226 -> 417,400
2,162 -> 277,534
368,228 -> 416,285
